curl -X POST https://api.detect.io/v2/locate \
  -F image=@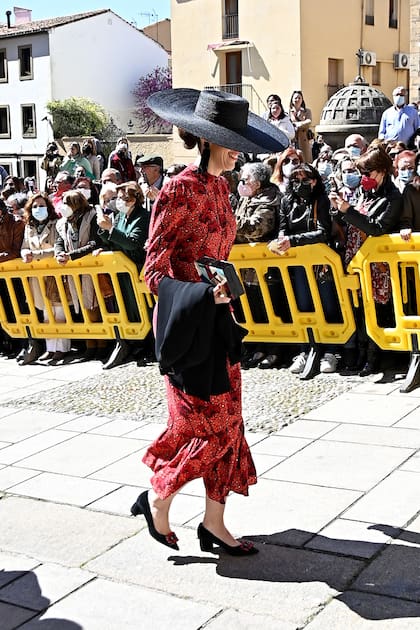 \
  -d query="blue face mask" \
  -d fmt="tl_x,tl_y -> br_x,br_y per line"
347,146 -> 361,158
317,161 -> 333,178
399,169 -> 414,183
342,172 -> 361,189
32,205 -> 48,222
